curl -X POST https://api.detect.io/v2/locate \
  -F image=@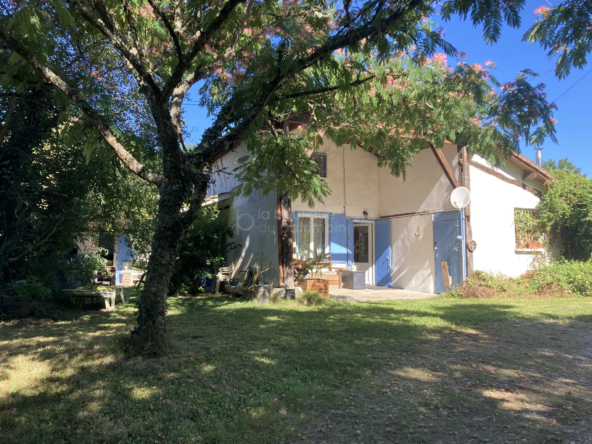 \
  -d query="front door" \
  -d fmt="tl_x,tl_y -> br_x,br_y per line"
433,211 -> 464,293
353,222 -> 374,285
